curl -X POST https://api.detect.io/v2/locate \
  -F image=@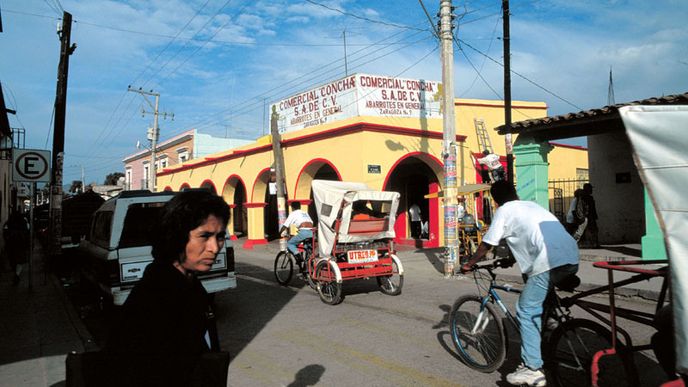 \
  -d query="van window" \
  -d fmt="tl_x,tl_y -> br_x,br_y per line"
91,211 -> 113,248
119,202 -> 165,248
